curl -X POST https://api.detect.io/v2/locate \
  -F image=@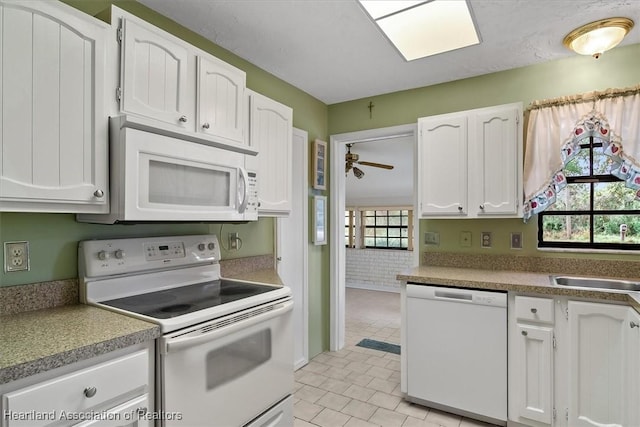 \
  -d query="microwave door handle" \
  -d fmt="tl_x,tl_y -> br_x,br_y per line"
162,300 -> 293,354
238,167 -> 249,214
